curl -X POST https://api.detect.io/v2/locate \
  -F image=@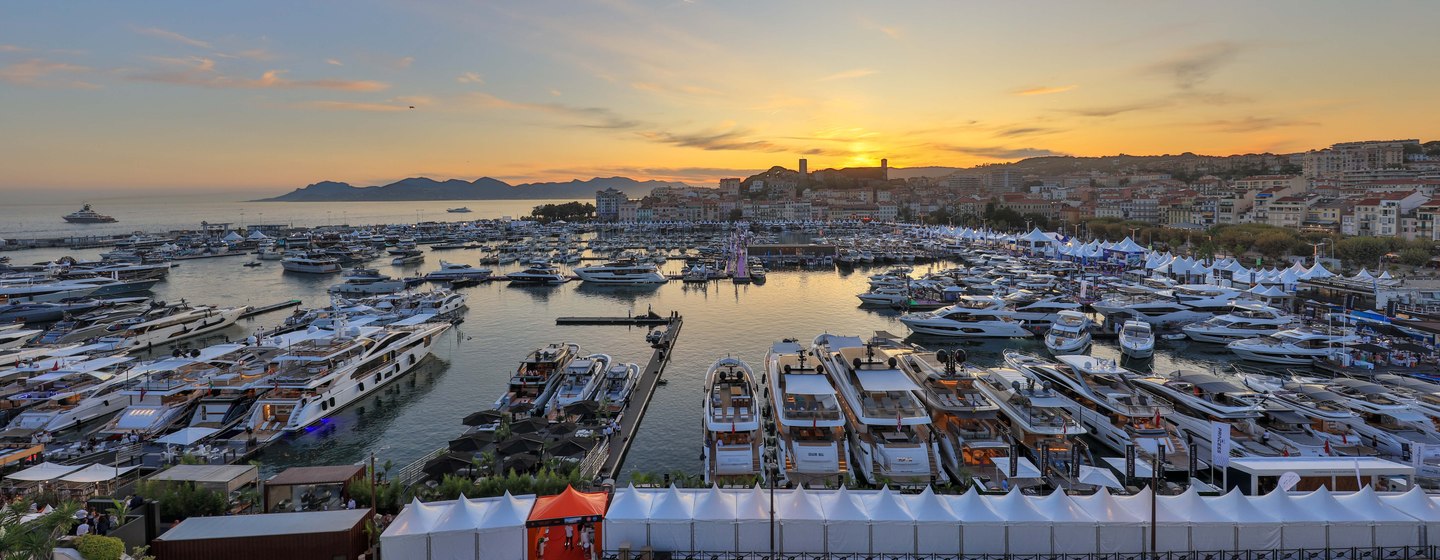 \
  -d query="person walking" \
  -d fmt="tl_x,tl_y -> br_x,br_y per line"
536,531 -> 548,560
